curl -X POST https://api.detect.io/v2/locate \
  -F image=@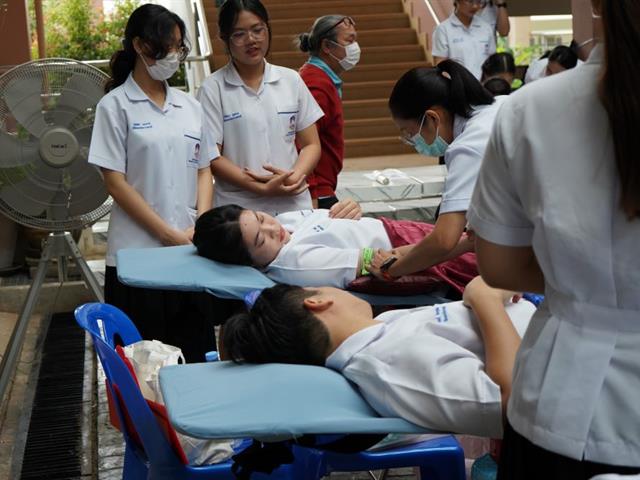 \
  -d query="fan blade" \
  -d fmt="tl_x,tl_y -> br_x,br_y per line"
73,125 -> 93,147
4,74 -> 49,138
64,152 -> 108,216
0,131 -> 37,168
0,172 -> 59,218
51,73 -> 105,127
